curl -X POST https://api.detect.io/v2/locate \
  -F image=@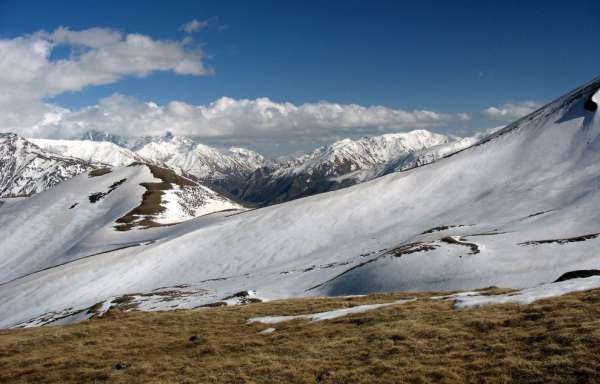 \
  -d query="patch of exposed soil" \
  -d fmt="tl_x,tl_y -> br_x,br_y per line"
440,236 -> 480,254
388,242 -> 439,257
524,210 -> 553,219
88,168 -> 112,177
88,178 -> 127,203
420,225 -> 469,235
222,291 -> 262,304
115,164 -> 197,230
519,233 -> 599,246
